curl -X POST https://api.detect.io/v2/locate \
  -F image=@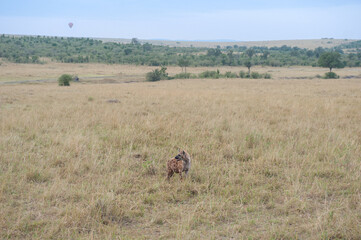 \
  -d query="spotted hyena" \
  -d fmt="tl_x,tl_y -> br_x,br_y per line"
167,150 -> 191,181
